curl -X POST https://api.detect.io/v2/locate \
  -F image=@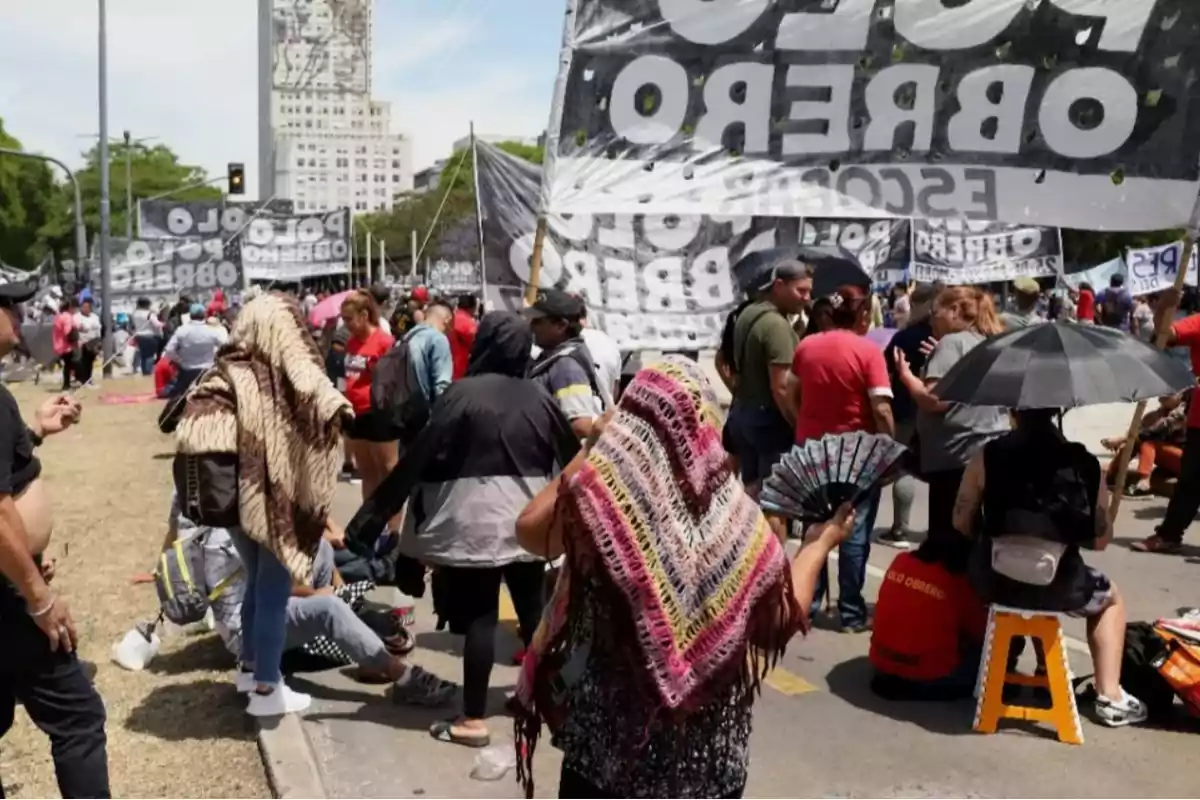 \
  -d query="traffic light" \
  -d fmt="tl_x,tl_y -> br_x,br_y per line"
227,162 -> 245,195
